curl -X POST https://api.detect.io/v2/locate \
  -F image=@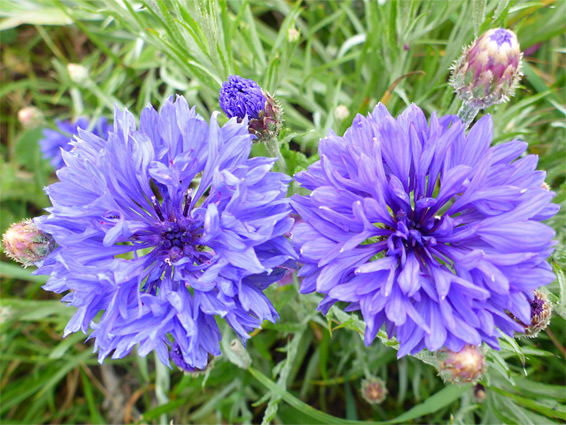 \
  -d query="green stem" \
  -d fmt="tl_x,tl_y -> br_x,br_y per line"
265,136 -> 287,174
457,102 -> 481,129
